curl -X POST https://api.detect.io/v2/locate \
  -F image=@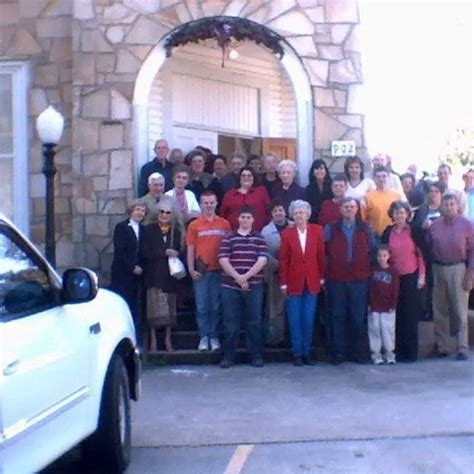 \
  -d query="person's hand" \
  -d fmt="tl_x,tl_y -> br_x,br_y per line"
463,272 -> 473,292
421,219 -> 431,230
280,286 -> 288,297
190,270 -> 202,281
165,249 -> 179,257
240,280 -> 249,290
417,274 -> 425,289
234,274 -> 246,286
132,265 -> 143,276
